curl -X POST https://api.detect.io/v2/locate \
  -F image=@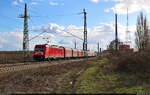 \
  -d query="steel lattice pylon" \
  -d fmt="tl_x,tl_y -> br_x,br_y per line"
83,9 -> 87,56
125,8 -> 131,45
20,3 -> 29,62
